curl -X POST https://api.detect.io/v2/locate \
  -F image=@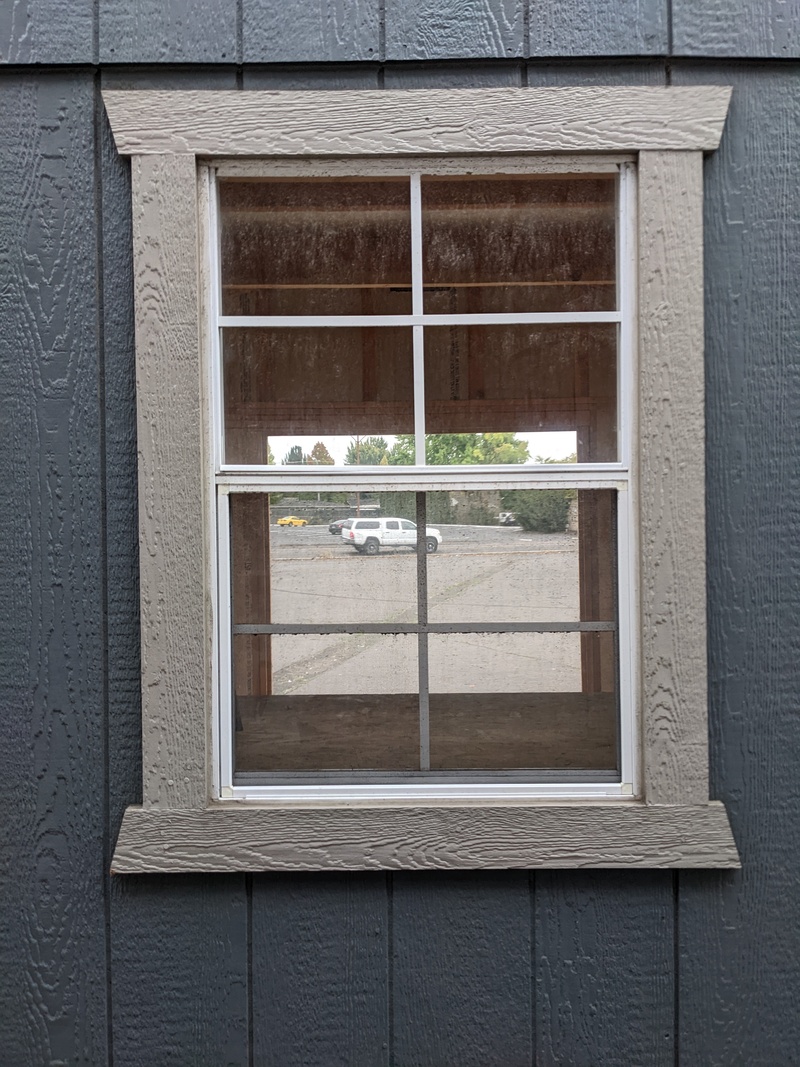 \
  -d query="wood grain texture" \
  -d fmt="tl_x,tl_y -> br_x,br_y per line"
110,874 -> 248,1066
392,872 -> 532,1066
111,803 -> 739,872
526,59 -> 667,87
529,0 -> 666,56
638,151 -> 709,805
536,872 -> 674,1065
102,86 -> 733,156
0,74 -> 107,1065
385,0 -> 523,60
674,64 -> 800,1066
242,0 -> 379,63
251,874 -> 389,1066
0,0 -> 93,63
383,62 -> 522,88
244,67 -> 380,90
132,153 -> 207,808
673,0 -> 799,58
99,0 -> 237,63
